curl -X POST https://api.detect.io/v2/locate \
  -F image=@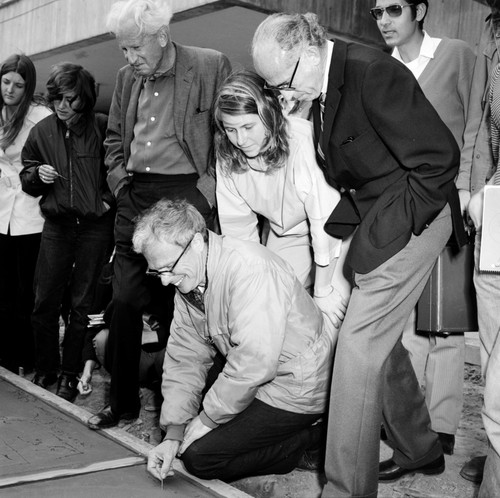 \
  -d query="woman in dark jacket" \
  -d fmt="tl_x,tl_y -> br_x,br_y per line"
20,62 -> 114,401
